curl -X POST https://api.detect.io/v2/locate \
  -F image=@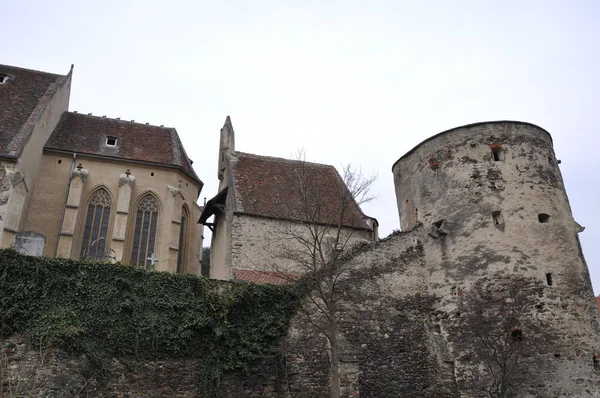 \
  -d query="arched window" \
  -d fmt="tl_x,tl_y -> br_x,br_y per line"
131,194 -> 159,268
177,206 -> 189,273
81,188 -> 112,260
